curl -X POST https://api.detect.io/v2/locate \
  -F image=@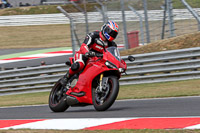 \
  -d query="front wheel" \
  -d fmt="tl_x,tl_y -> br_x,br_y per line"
49,79 -> 69,112
92,76 -> 119,111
